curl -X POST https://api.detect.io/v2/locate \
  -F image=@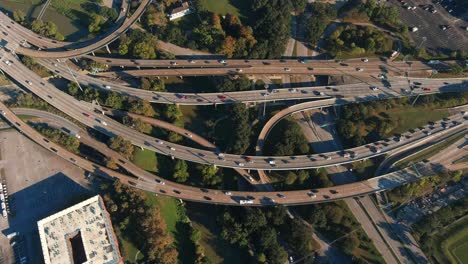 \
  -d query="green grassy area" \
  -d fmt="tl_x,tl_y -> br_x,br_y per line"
132,148 -> 158,173
0,0 -> 89,39
433,218 -> 468,264
198,0 -> 240,16
395,132 -> 467,168
386,107 -> 449,136
117,229 -> 143,262
187,203 -> 249,264
452,239 -> 468,264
